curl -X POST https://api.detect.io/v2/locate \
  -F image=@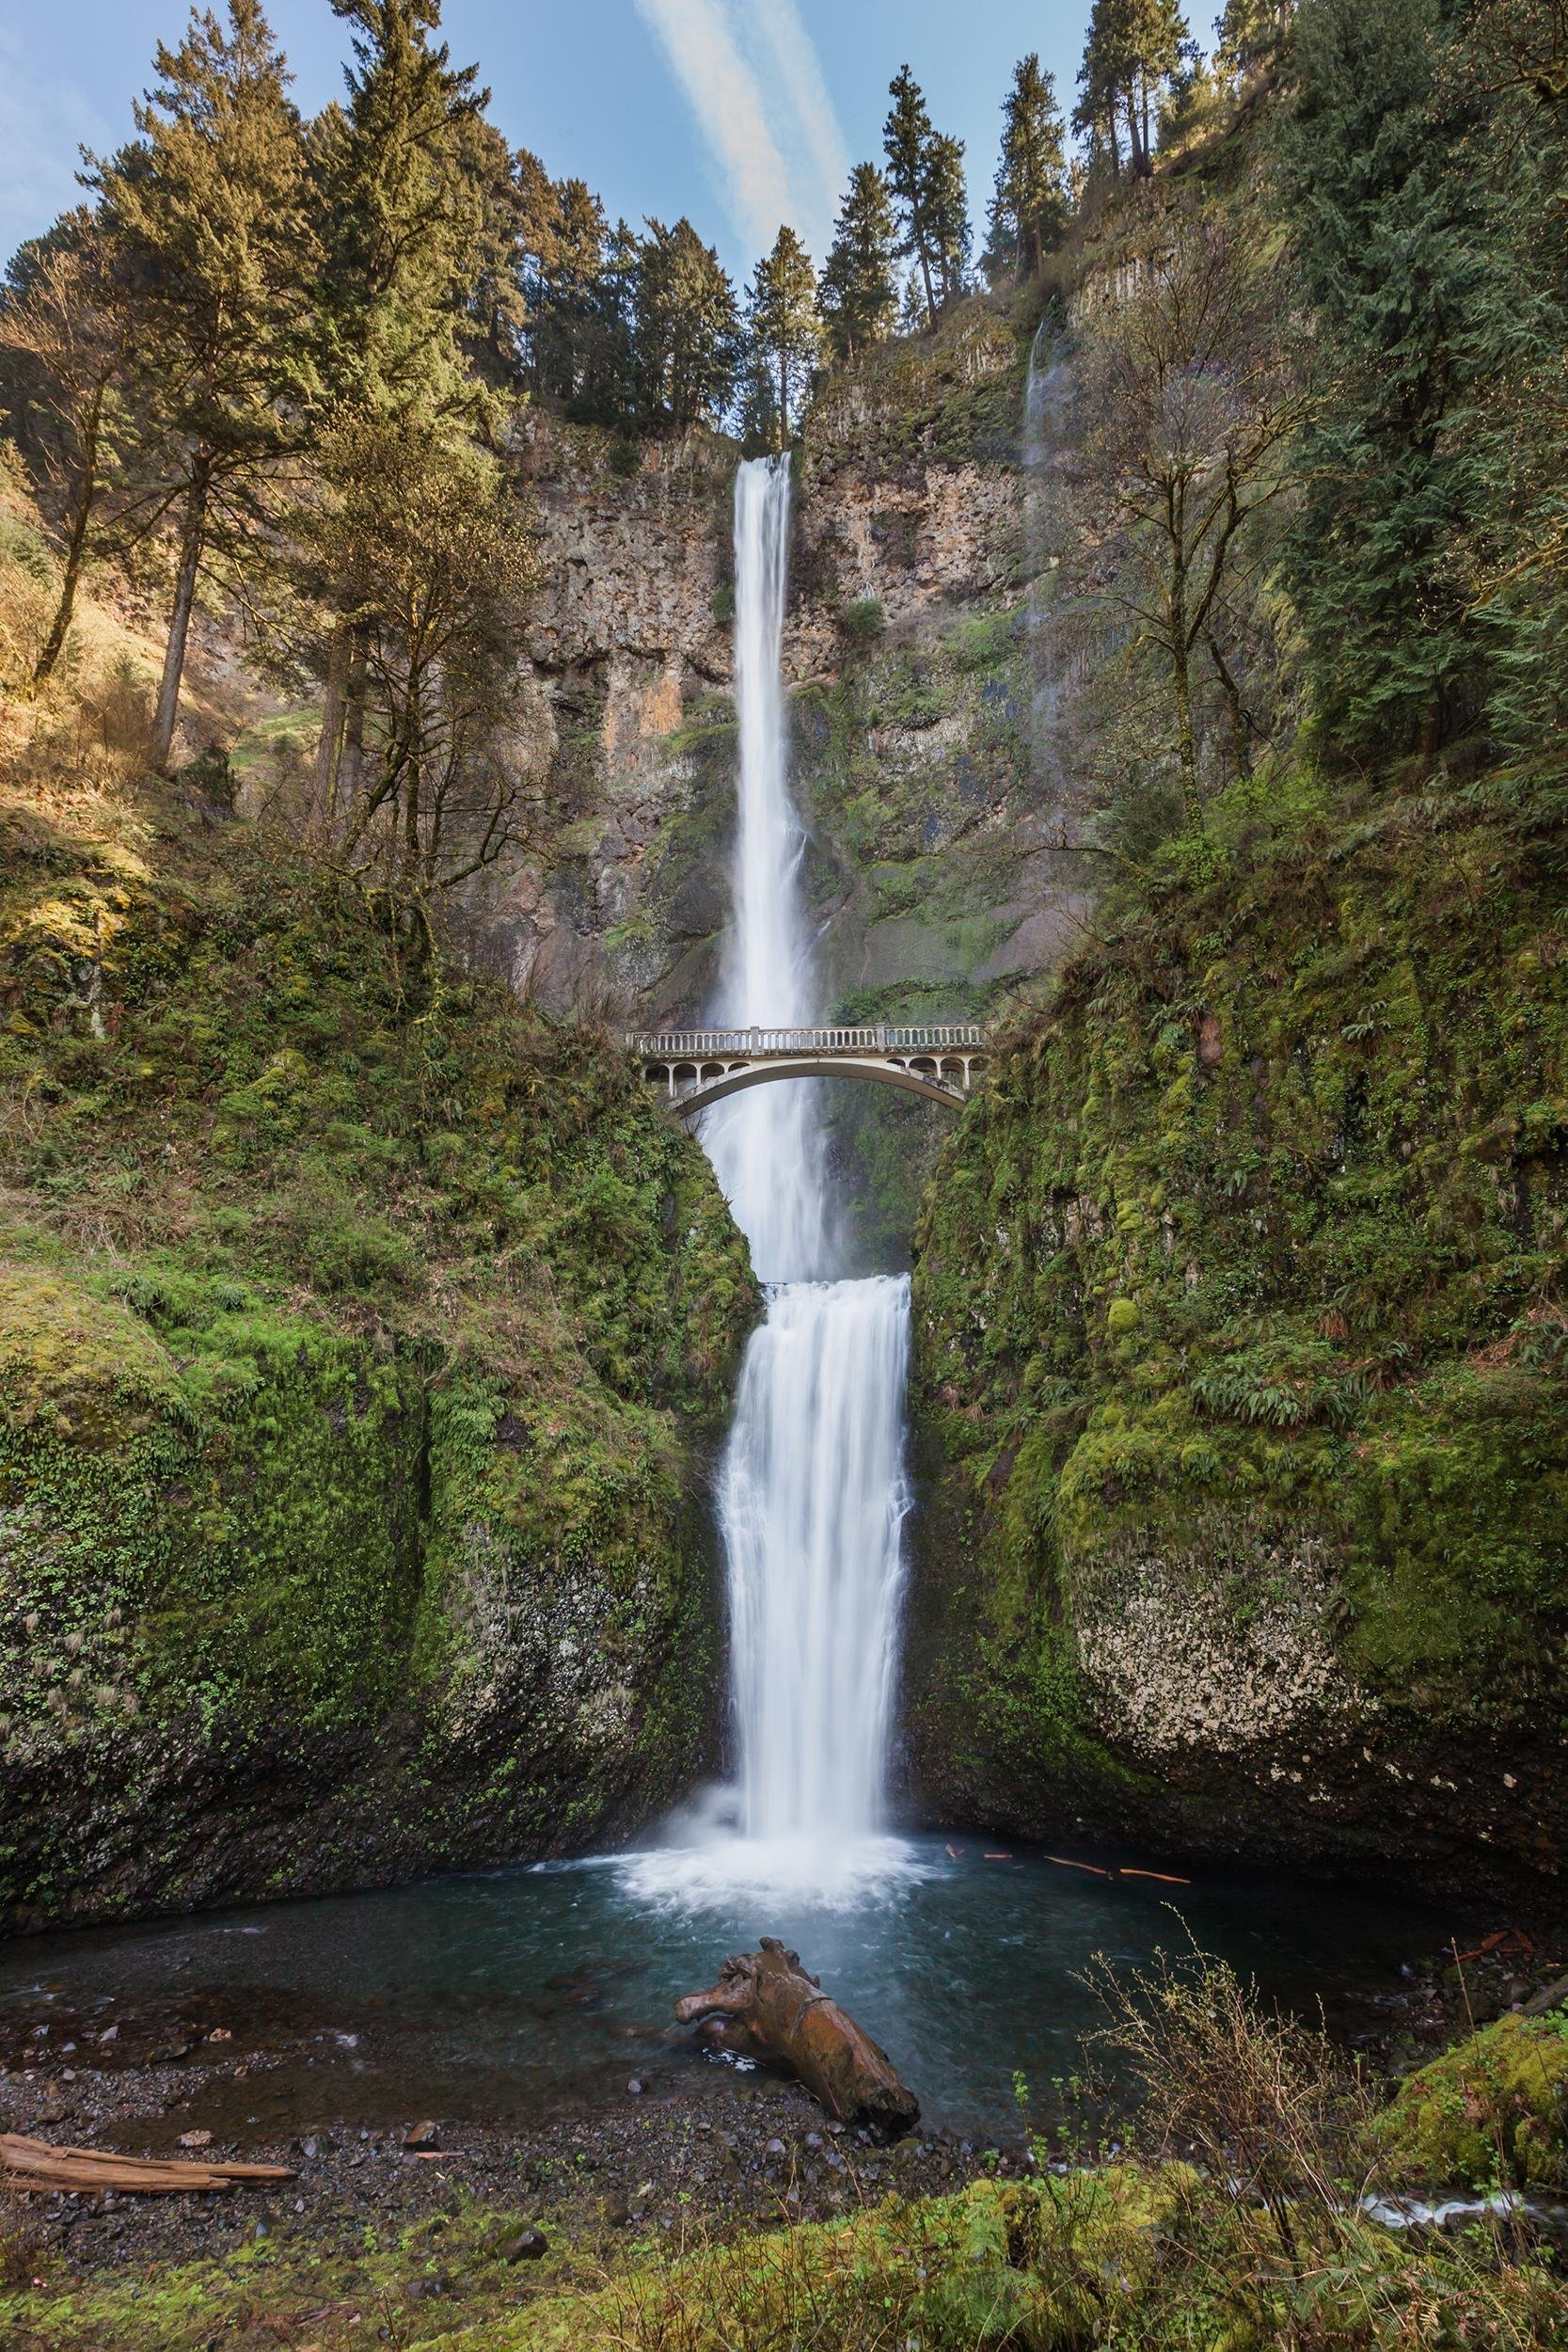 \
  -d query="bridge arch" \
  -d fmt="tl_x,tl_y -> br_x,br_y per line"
643,1054 -> 971,1117
629,1024 -> 989,1121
